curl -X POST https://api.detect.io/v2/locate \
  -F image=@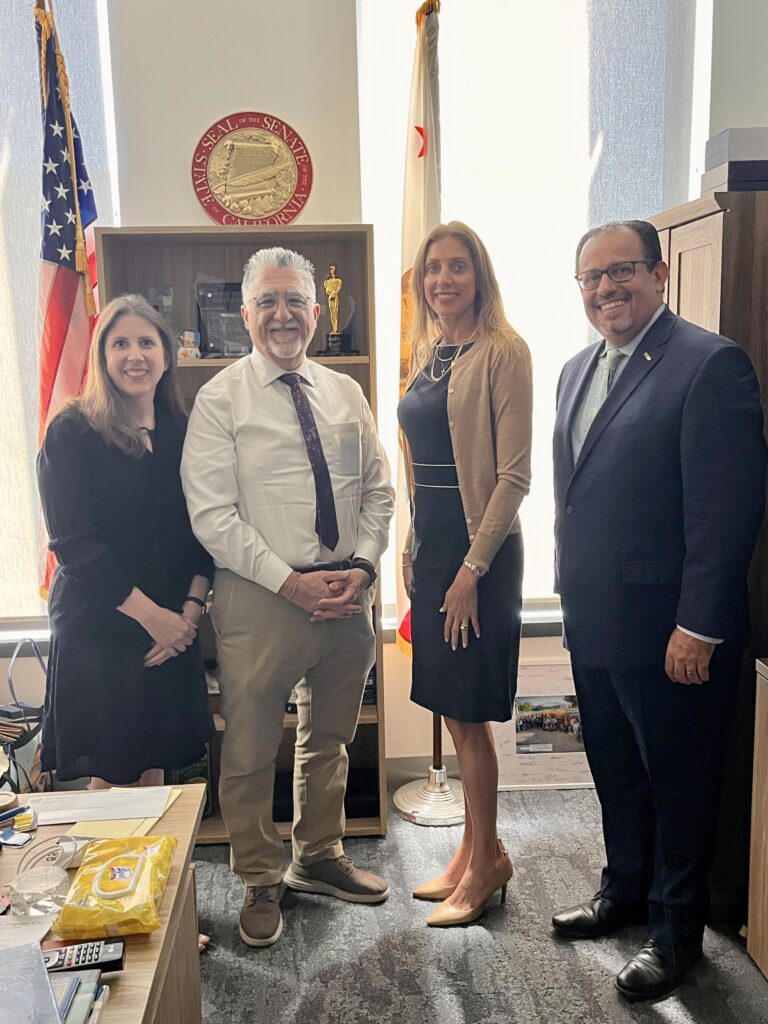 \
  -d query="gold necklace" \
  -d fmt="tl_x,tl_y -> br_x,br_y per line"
427,339 -> 471,382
